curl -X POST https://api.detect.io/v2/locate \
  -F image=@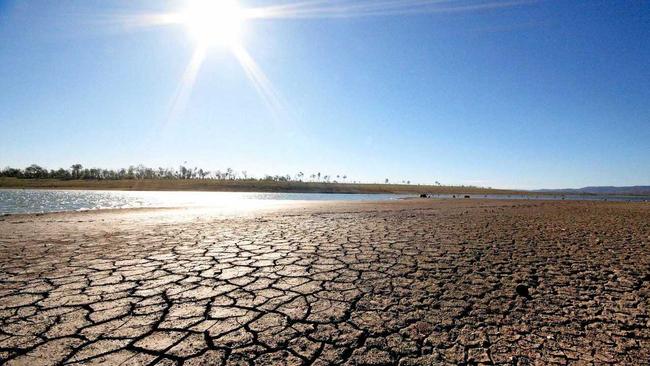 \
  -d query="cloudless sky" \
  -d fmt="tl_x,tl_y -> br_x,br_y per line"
1,0 -> 648,189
